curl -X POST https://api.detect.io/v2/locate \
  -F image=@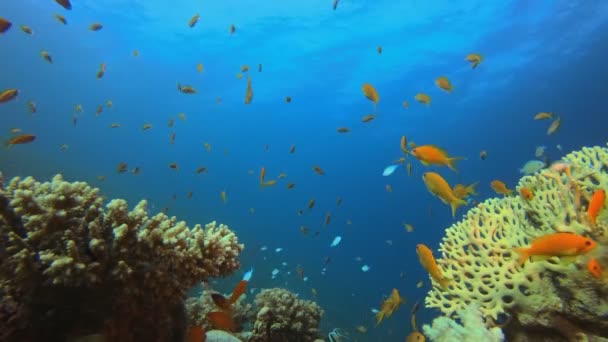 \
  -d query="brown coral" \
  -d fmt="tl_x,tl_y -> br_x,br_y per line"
250,288 -> 323,342
0,174 -> 244,341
